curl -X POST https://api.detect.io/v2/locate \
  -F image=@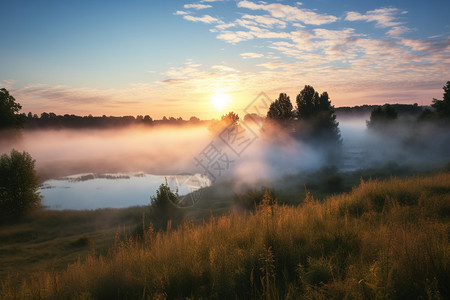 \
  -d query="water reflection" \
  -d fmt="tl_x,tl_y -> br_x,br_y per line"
39,173 -> 209,210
